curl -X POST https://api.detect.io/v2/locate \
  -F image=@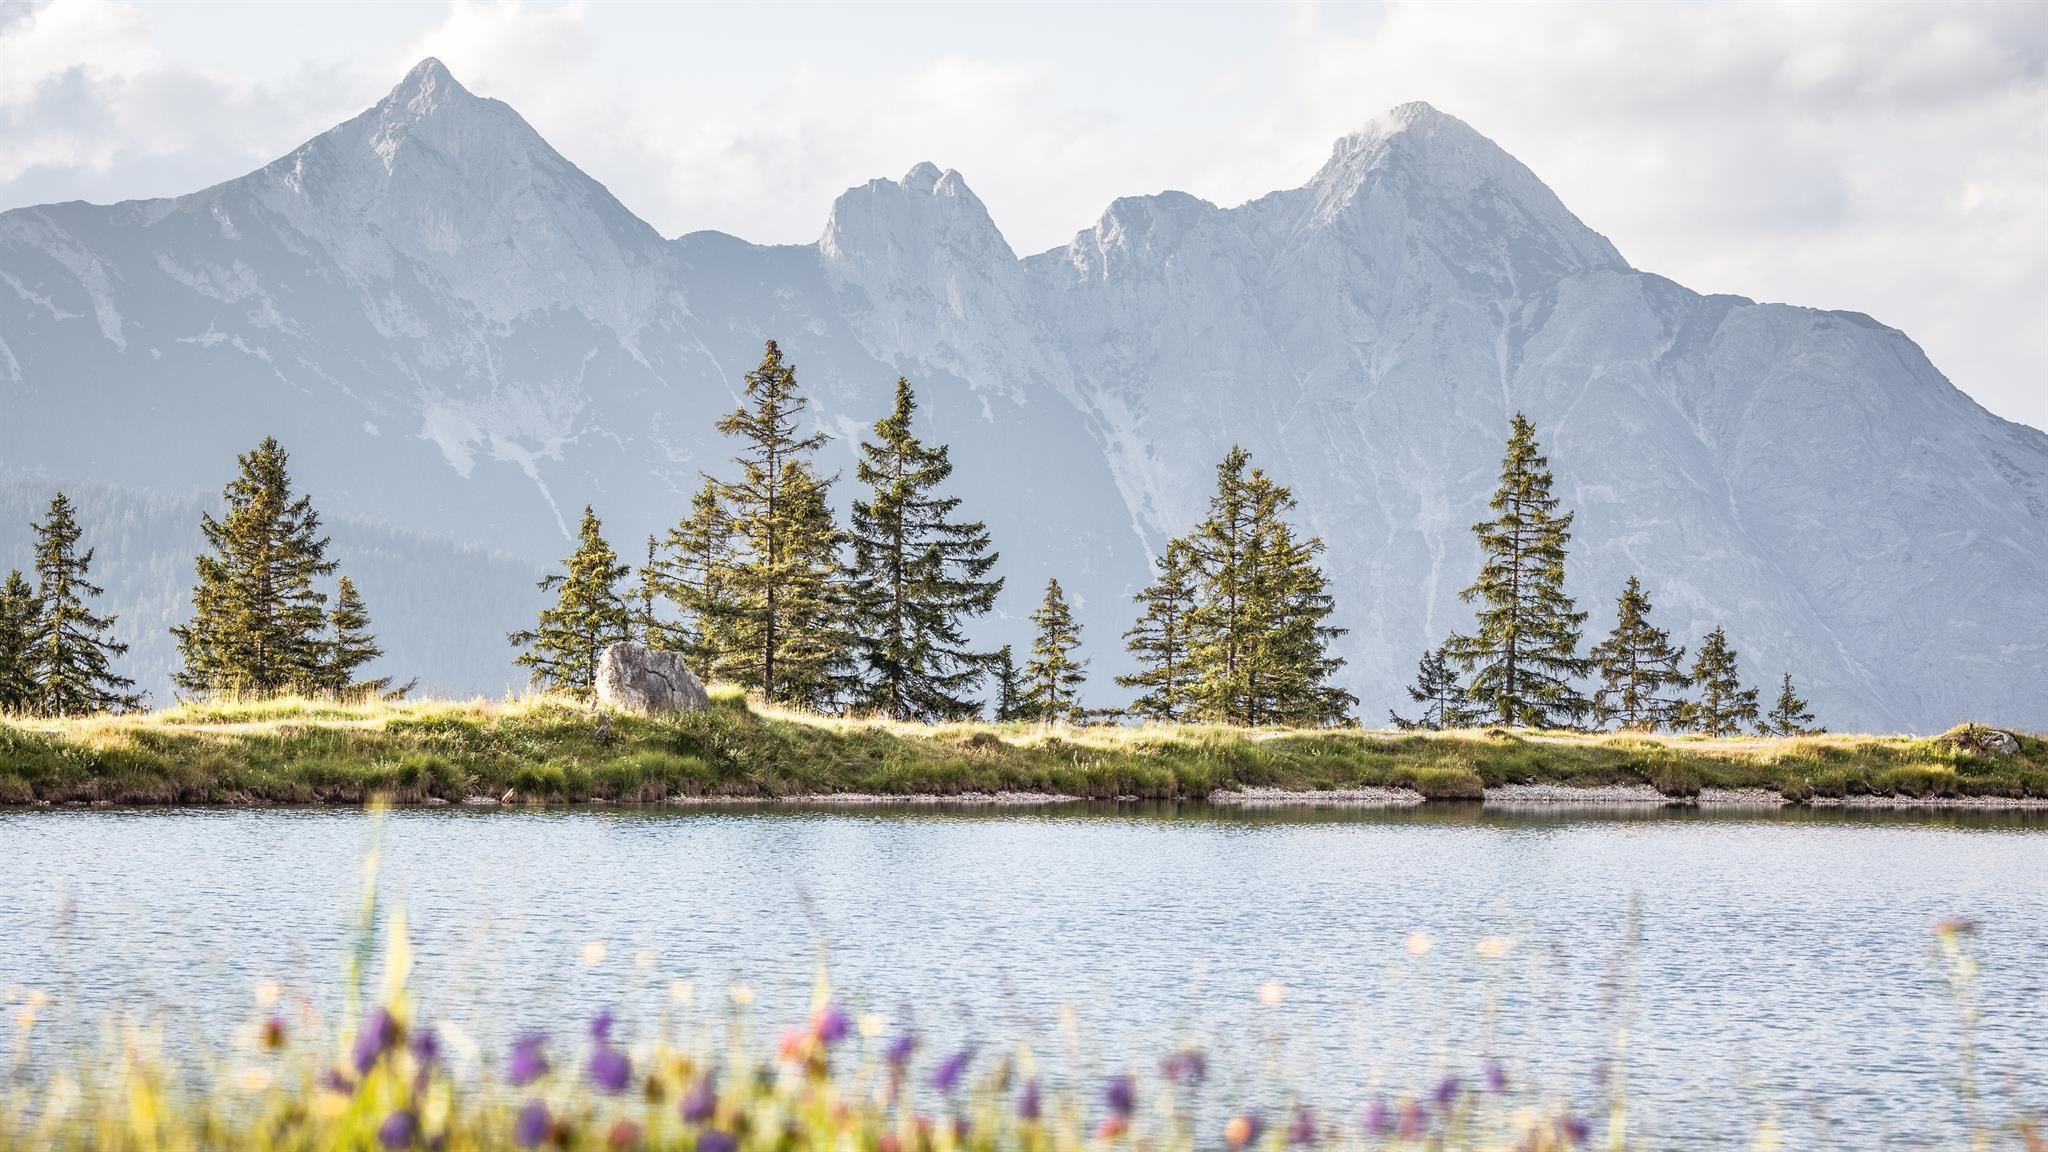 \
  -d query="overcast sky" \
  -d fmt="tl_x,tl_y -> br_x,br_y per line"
2,0 -> 2042,429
